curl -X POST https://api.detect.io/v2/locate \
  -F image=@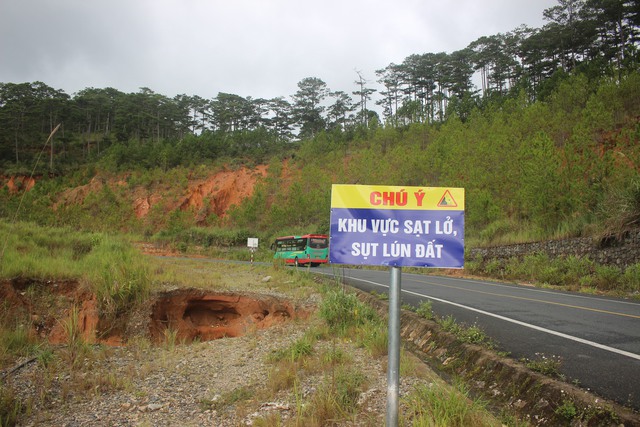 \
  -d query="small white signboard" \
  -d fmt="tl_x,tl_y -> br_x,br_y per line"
247,238 -> 259,248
